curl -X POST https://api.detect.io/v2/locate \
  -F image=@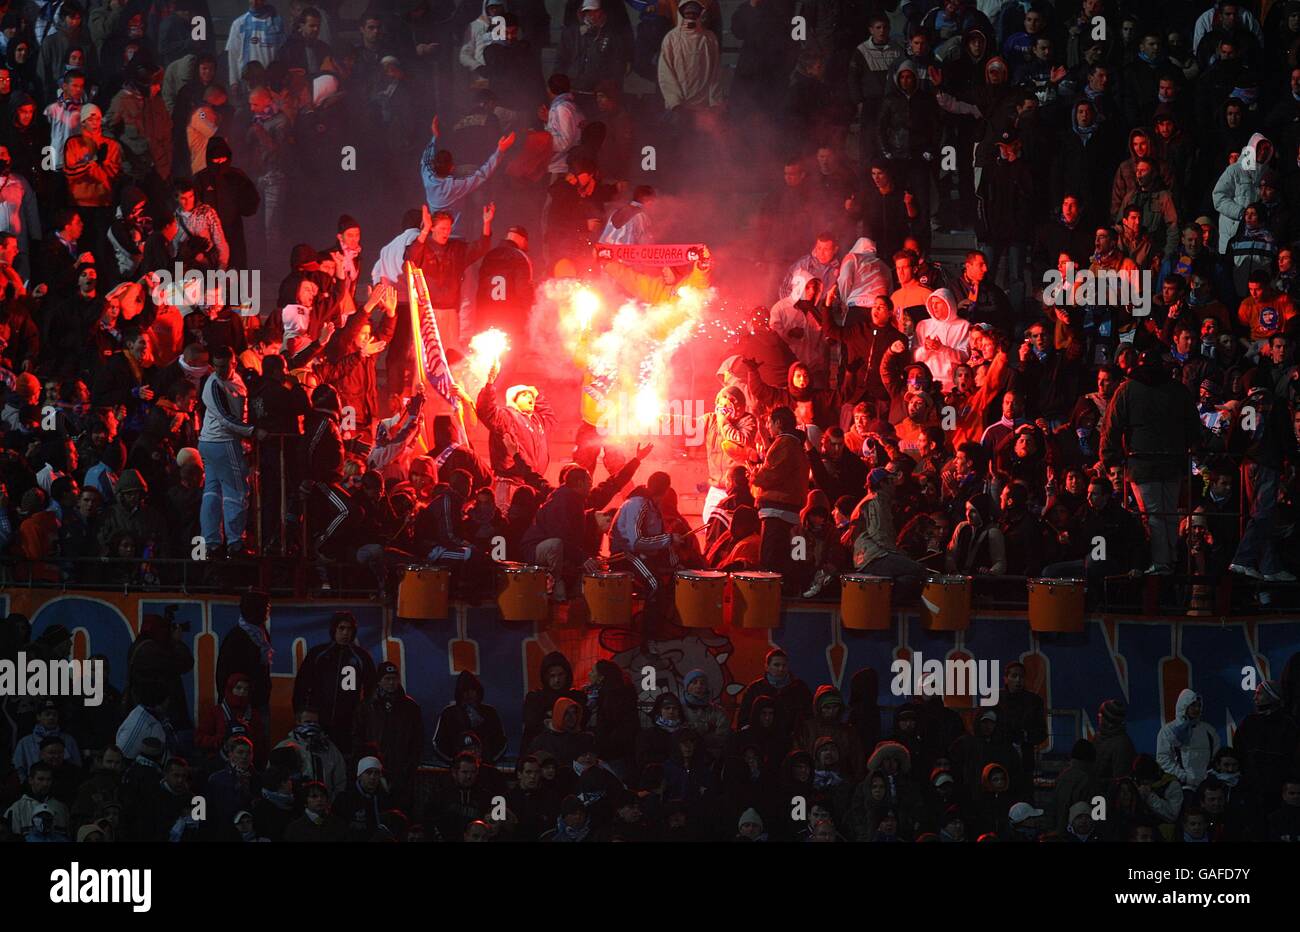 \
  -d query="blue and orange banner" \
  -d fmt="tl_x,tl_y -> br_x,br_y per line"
5,588 -> 1297,761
